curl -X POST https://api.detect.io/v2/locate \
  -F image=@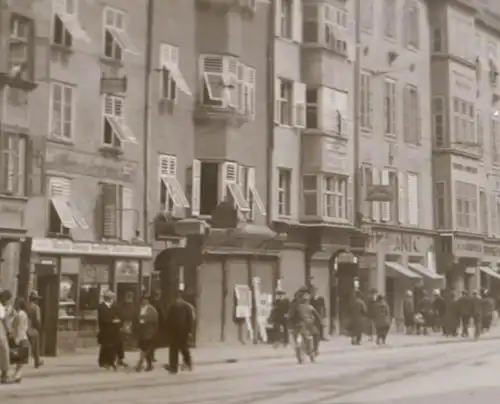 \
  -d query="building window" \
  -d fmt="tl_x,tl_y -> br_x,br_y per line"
492,115 -> 500,165
103,7 -> 138,61
50,82 -> 74,140
158,154 -> 189,214
323,175 -> 347,220
432,28 -> 442,53
305,87 -> 347,135
384,79 -> 396,136
102,95 -> 137,148
432,97 -> 445,147
435,182 -> 446,229
306,88 -> 318,129
277,168 -> 291,217
455,181 -> 477,233
403,85 -> 420,145
276,78 -> 293,126
52,0 -> 90,47
241,65 -> 256,120
279,0 -> 292,39
302,175 -> 318,216
159,44 -> 191,103
380,170 -> 398,223
477,110 -> 483,154
360,72 -> 372,130
303,4 -> 347,55
480,189 -> 488,235
407,172 -> 419,226
453,97 -> 475,146
404,1 -> 420,49
383,0 -> 396,39
0,134 -> 27,196
8,14 -> 34,82
99,182 -> 127,240
361,166 -> 373,220
360,0 -> 374,32
47,177 -> 88,236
